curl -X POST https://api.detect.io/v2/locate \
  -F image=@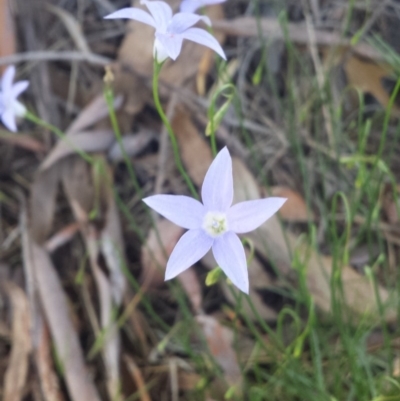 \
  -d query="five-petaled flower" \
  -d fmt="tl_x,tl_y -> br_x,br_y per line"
0,66 -> 29,132
180,0 -> 226,13
105,0 -> 226,62
143,147 -> 286,294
